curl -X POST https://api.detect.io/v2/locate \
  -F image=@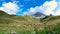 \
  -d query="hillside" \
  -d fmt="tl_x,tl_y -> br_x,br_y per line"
0,10 -> 9,17
0,10 -> 60,34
